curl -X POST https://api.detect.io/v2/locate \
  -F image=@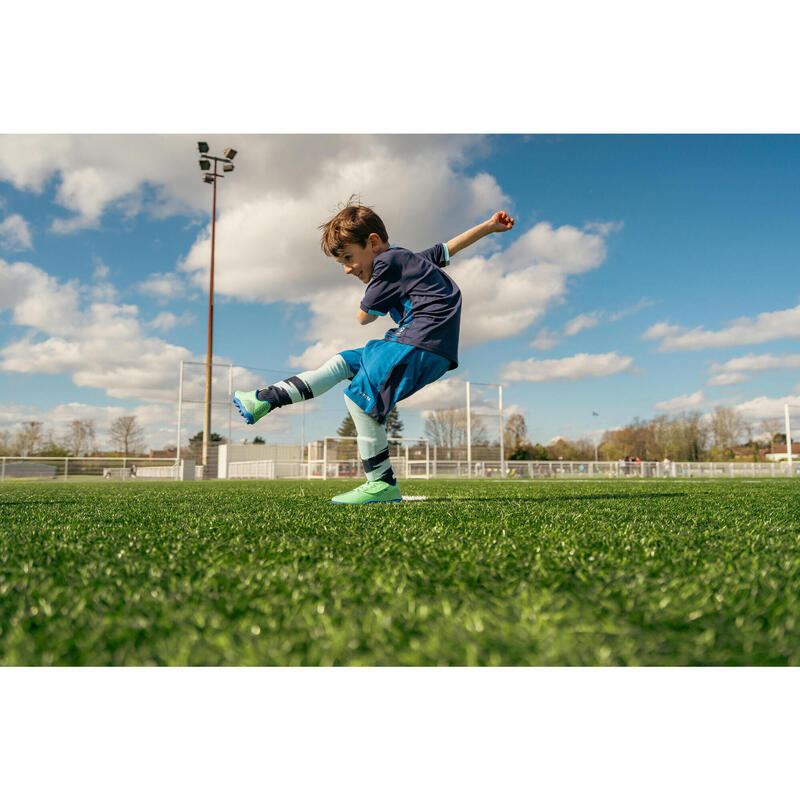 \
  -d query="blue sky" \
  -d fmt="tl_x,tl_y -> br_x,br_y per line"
1,134 -> 799,450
